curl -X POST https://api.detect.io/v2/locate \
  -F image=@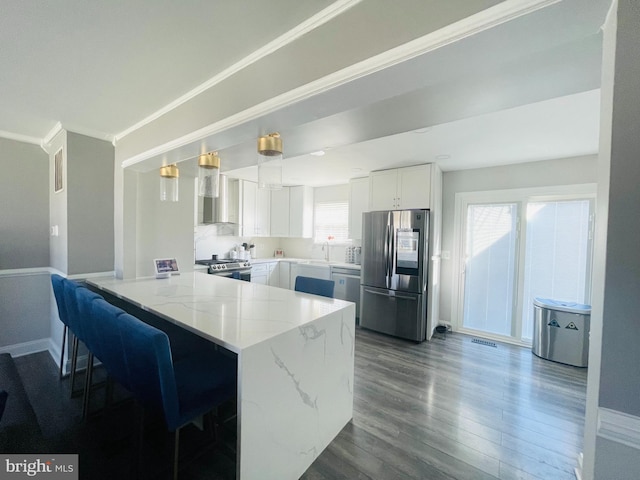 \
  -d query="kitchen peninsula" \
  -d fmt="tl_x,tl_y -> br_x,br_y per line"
87,271 -> 355,480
